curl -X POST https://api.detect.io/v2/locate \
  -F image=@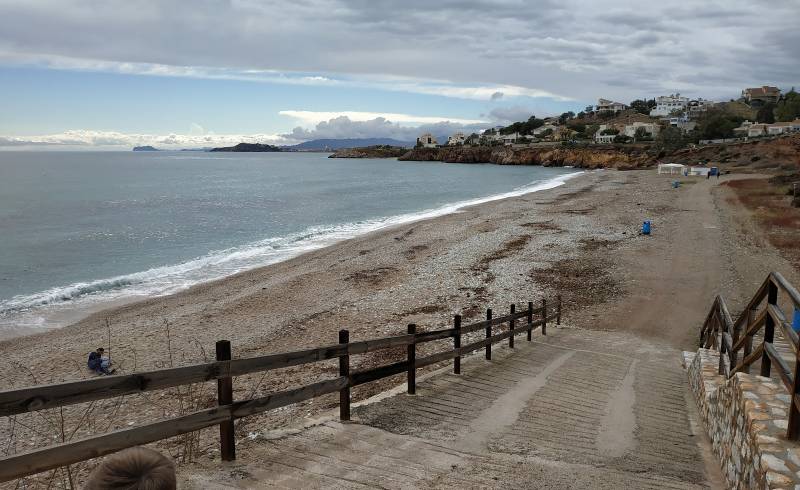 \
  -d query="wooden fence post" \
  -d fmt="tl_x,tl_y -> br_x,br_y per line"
453,315 -> 461,375
743,307 -> 756,374
509,304 -> 515,348
215,340 -> 235,462
556,294 -> 562,326
541,298 -> 547,336
407,324 -> 416,395
789,354 -> 800,440
485,309 -> 492,360
527,301 -> 533,341
760,281 -> 779,377
338,329 -> 350,421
